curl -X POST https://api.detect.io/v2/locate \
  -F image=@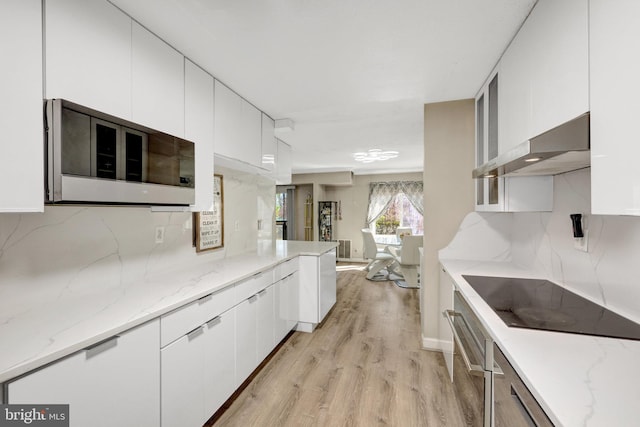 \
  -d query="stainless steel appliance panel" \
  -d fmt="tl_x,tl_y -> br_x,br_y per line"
46,99 -> 195,205
493,343 -> 554,427
444,291 -> 495,427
